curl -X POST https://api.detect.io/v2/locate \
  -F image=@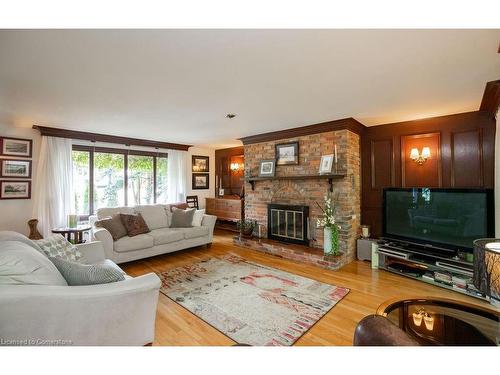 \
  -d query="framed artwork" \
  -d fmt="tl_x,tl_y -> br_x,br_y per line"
0,159 -> 32,178
318,154 -> 334,175
192,155 -> 209,172
0,180 -> 31,199
258,159 -> 275,177
192,173 -> 209,190
276,142 -> 299,165
0,137 -> 33,158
